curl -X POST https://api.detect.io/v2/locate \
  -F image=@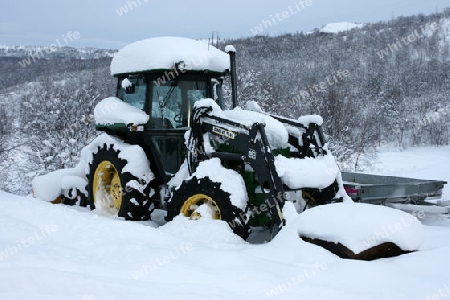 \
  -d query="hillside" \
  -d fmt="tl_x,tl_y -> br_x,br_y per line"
1,8 -> 450,195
